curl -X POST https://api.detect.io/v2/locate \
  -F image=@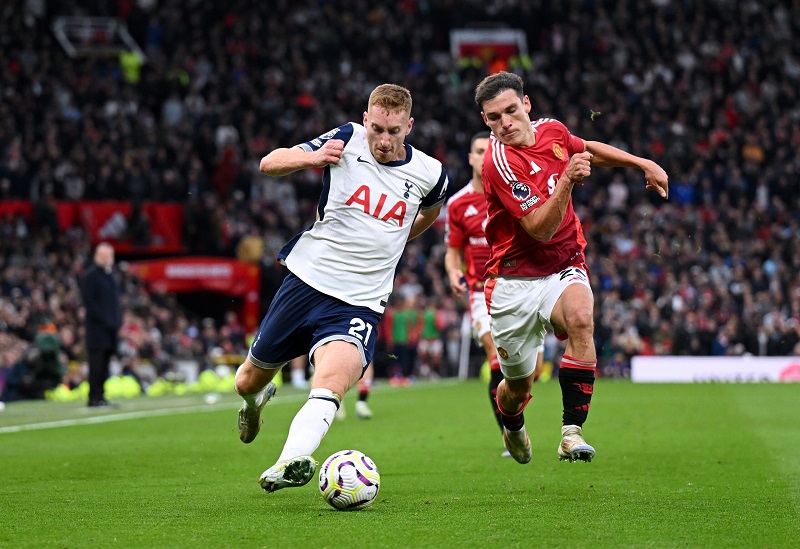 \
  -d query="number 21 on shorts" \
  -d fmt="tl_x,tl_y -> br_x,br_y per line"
348,318 -> 373,343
